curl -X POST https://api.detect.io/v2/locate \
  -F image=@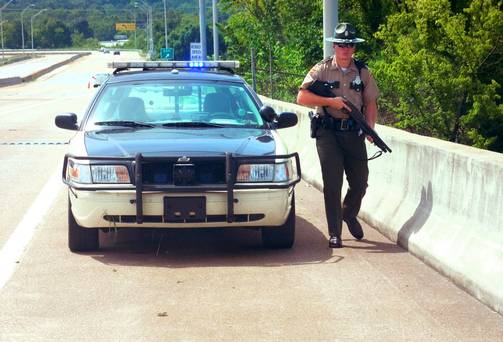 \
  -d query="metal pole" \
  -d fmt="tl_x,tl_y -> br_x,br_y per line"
323,0 -> 338,58
128,9 -> 137,49
30,9 -> 47,51
1,0 -> 15,59
135,2 -> 149,57
163,0 -> 168,49
137,1 -> 152,59
212,0 -> 219,60
21,4 -> 35,52
198,0 -> 207,60
0,20 -> 7,59
149,6 -> 153,58
269,48 -> 273,97
250,48 -> 257,91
